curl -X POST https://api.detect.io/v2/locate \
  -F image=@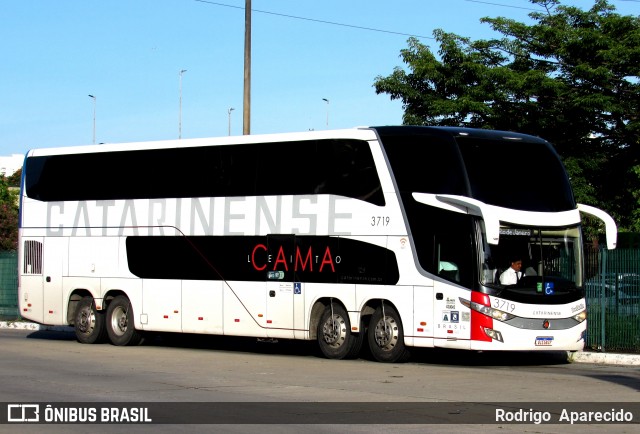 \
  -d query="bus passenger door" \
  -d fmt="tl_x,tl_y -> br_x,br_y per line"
265,235 -> 295,339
